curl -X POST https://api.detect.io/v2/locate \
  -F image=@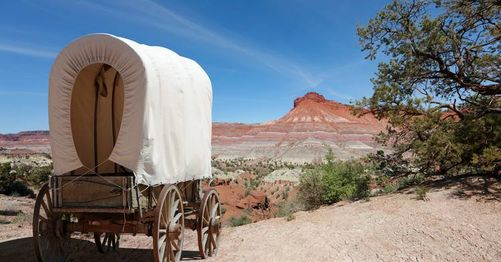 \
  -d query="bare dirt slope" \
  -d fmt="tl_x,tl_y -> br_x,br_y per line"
1,187 -> 501,261
207,188 -> 501,262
